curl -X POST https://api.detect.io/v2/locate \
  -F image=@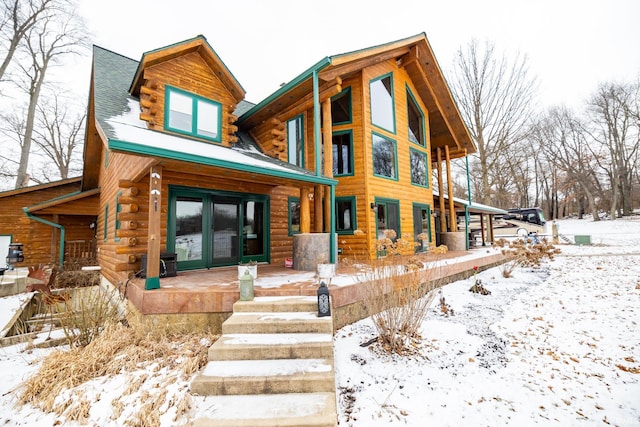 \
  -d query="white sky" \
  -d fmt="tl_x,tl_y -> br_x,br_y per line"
65,0 -> 640,110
